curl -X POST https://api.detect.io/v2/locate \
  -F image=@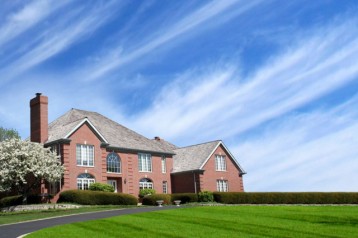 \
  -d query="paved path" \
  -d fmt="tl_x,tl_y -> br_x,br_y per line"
0,206 -> 181,238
